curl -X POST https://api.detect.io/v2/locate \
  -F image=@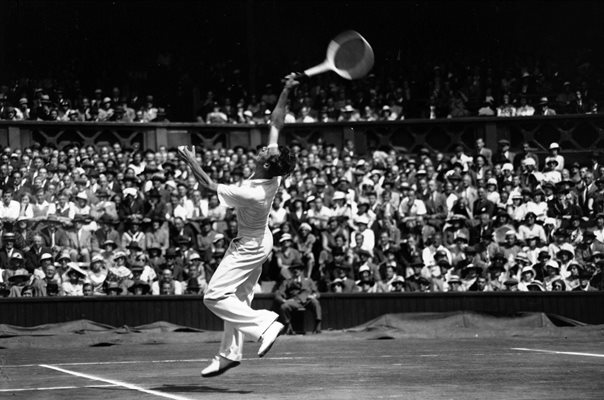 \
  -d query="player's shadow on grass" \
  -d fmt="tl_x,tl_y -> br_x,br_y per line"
152,384 -> 252,394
